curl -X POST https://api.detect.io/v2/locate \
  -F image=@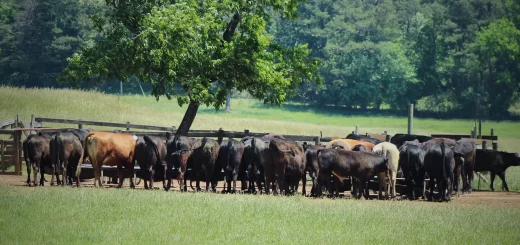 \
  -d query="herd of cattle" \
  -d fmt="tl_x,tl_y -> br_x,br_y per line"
22,129 -> 520,201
